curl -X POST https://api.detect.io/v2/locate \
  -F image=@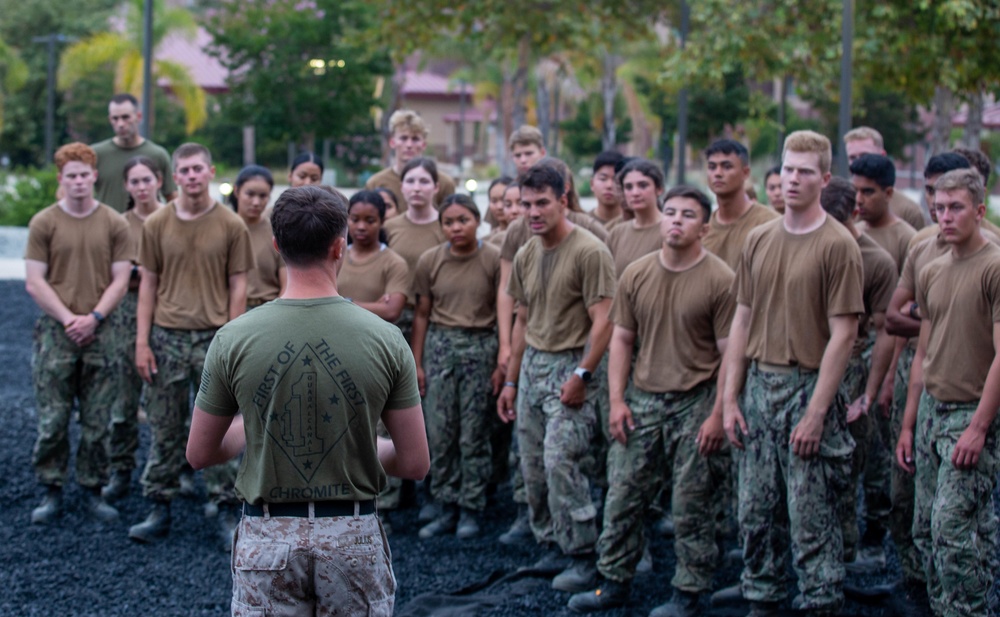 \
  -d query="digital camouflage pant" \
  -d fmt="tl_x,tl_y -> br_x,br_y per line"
108,290 -> 142,474
232,511 -> 394,616
912,392 -> 999,617
141,326 -> 237,503
597,381 -> 727,591
890,344 -> 924,583
423,326 -> 497,511
838,350 -> 872,561
377,307 -> 415,510
738,362 -> 853,613
517,346 -> 598,555
31,315 -> 118,489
